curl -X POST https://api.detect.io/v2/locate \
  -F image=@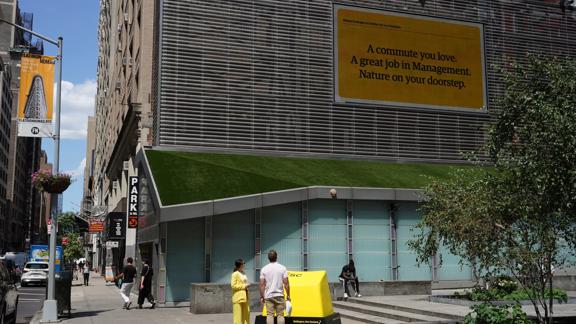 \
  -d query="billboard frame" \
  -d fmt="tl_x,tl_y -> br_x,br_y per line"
333,3 -> 488,113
